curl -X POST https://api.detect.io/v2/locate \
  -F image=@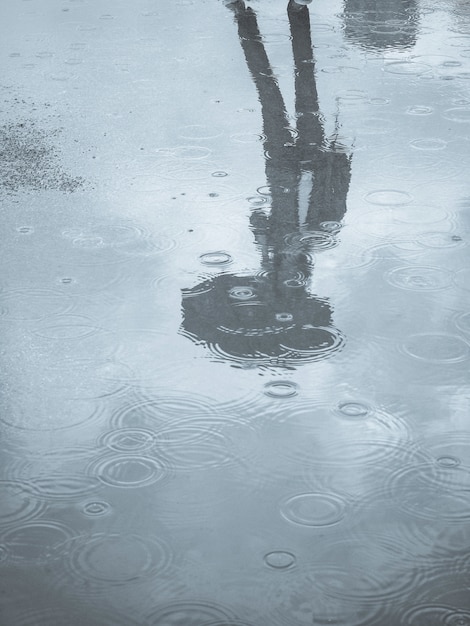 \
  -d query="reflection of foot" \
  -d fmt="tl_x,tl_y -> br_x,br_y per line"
223,0 -> 246,14
288,0 -> 312,11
